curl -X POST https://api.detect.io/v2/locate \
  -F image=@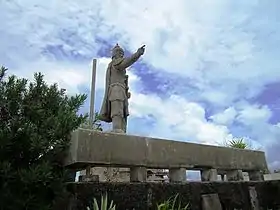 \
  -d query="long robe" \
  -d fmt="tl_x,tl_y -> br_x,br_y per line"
99,62 -> 112,122
99,59 -> 129,123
